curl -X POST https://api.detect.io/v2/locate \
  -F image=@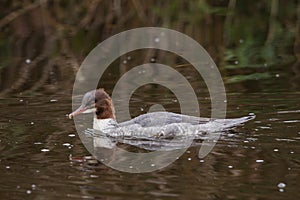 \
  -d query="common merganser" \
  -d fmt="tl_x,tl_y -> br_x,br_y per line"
69,89 -> 255,139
